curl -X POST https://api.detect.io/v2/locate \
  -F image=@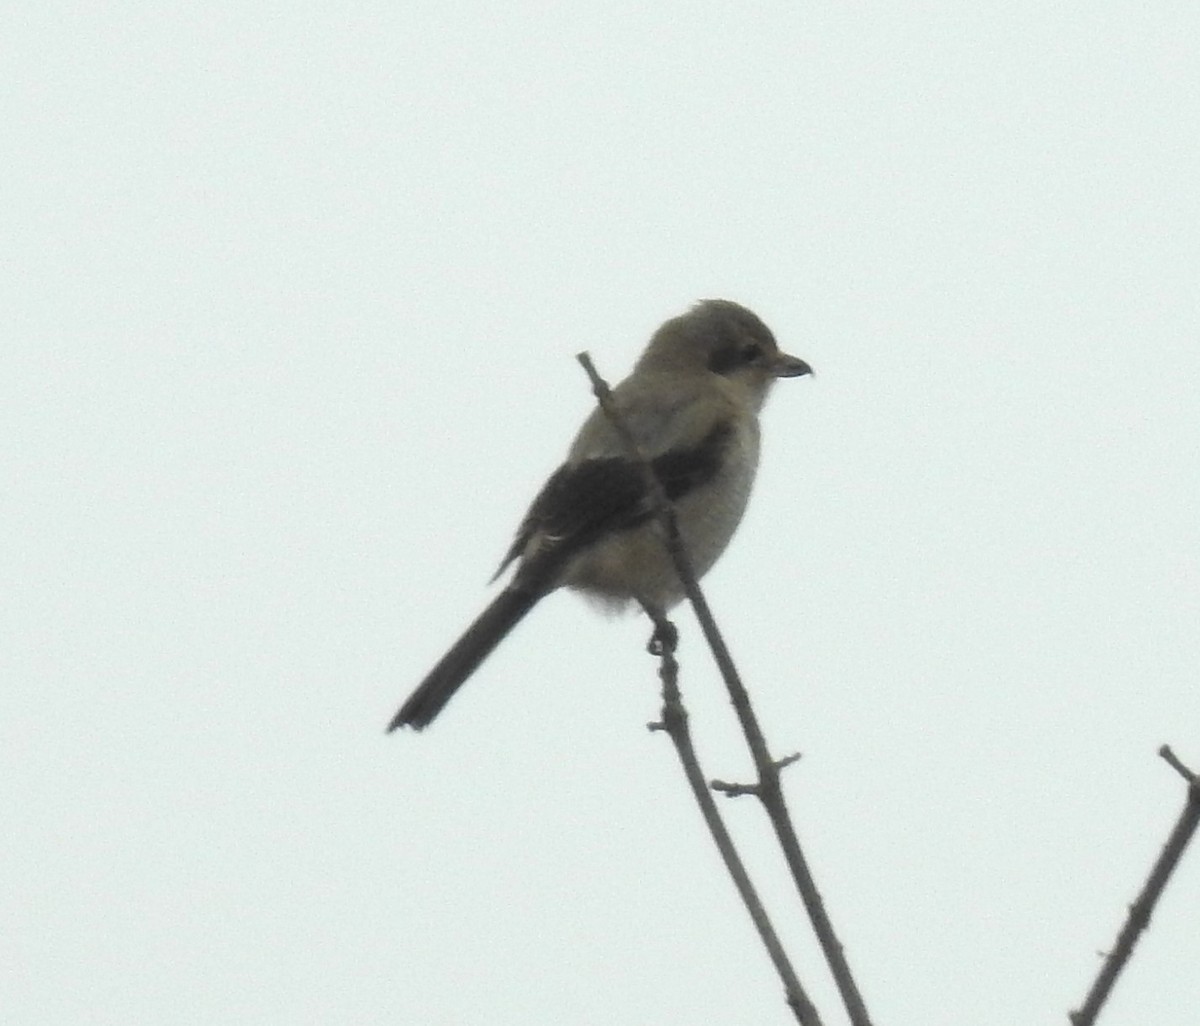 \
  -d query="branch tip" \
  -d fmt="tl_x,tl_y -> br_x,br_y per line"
1159,744 -> 1196,784
712,779 -> 760,798
776,752 -> 803,773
